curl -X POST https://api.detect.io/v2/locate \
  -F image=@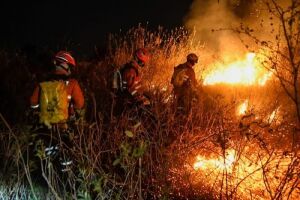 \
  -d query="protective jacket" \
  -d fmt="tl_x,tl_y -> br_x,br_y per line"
171,62 -> 197,113
119,61 -> 143,101
171,63 -> 197,91
30,70 -> 84,122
